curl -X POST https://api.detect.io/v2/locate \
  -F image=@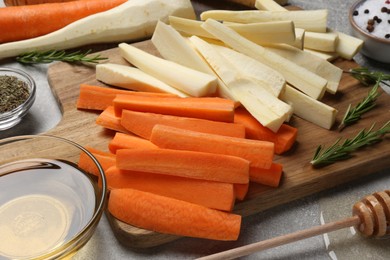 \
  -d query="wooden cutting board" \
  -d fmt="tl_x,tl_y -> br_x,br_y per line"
46,40 -> 390,248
